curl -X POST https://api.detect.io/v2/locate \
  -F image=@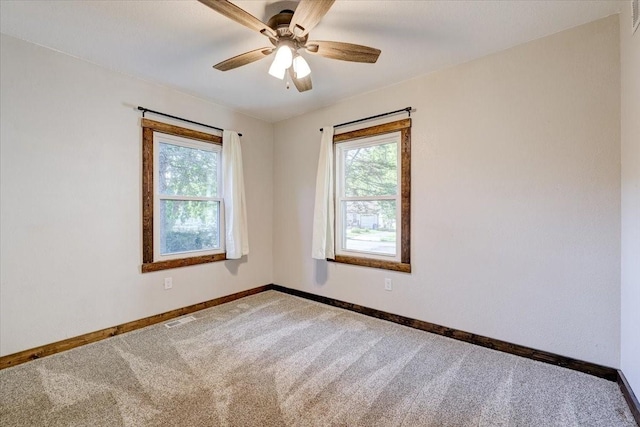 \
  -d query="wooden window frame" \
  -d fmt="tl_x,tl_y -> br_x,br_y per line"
331,118 -> 411,273
141,118 -> 226,273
